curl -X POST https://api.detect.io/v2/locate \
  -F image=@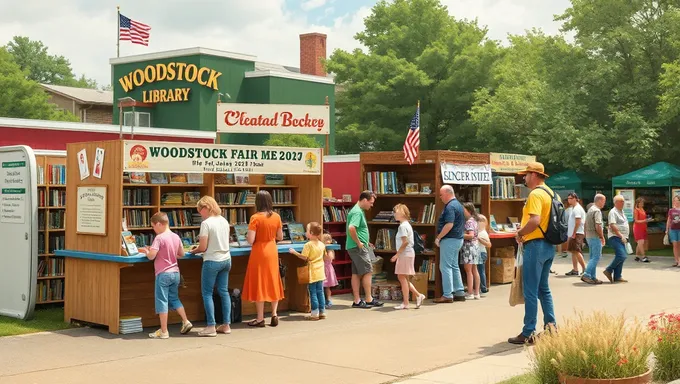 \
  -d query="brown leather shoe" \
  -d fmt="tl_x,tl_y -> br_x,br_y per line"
270,316 -> 279,327
433,296 -> 453,303
602,270 -> 613,283
508,333 -> 535,345
453,295 -> 466,302
614,278 -> 628,283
